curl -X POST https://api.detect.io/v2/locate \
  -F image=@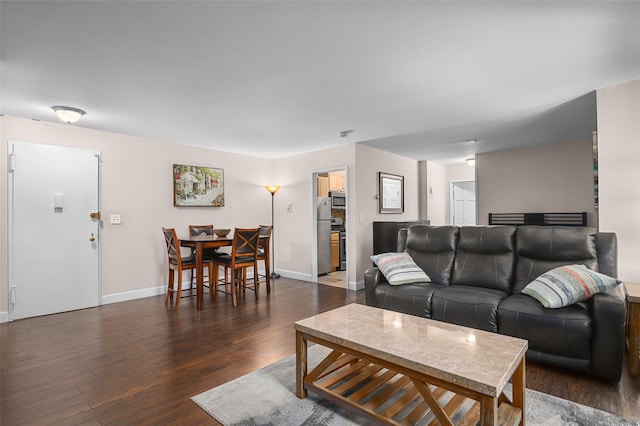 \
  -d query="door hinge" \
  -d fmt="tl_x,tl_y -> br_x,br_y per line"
8,153 -> 15,172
